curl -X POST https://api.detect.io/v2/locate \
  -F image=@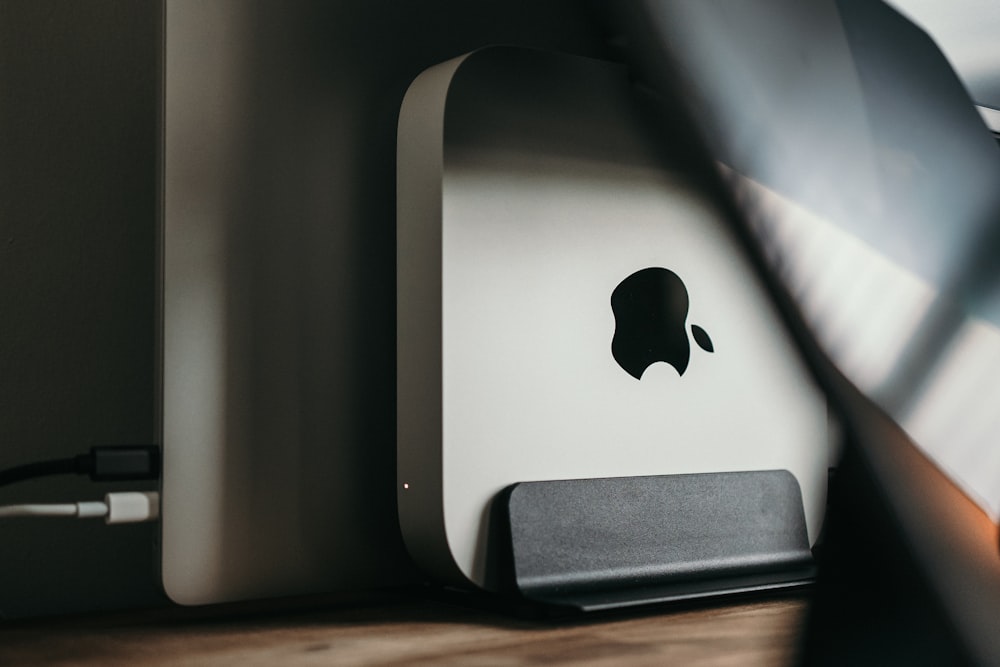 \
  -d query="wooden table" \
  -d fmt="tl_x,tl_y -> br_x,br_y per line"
0,592 -> 808,665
